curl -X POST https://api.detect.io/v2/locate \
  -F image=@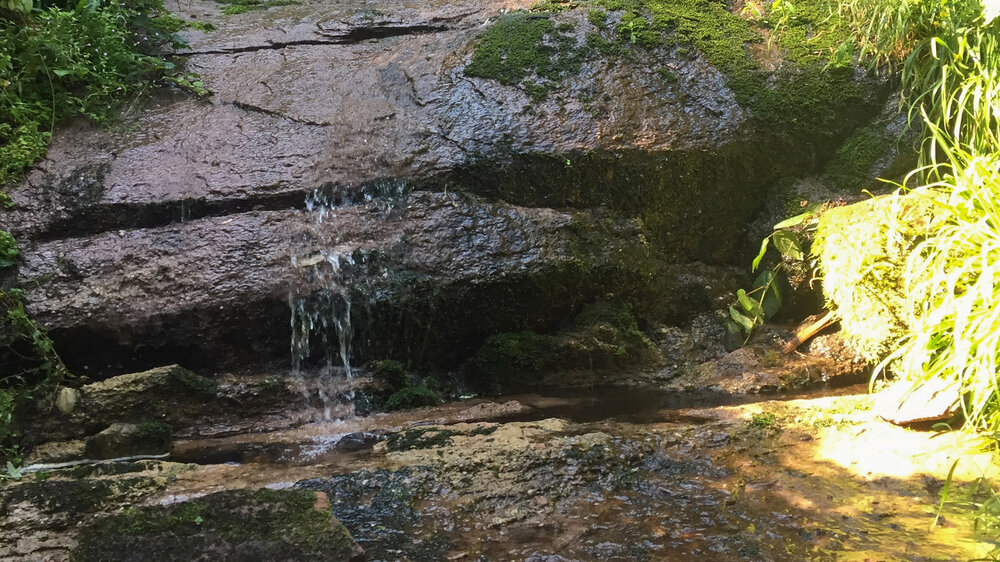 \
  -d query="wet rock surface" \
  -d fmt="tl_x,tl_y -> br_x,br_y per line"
7,0 -> 890,377
4,388 -> 995,561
